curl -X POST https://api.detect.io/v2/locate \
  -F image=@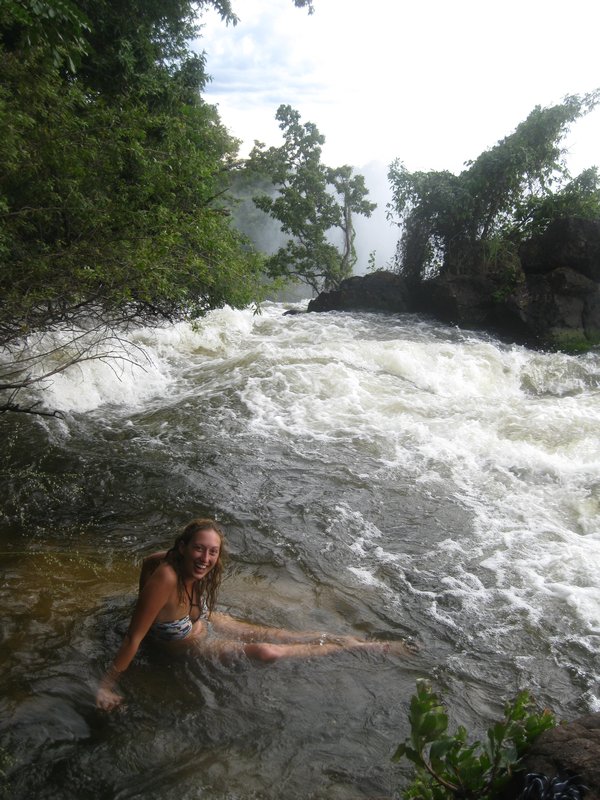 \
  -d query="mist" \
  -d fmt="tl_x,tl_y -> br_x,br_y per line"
351,160 -> 399,274
228,160 -> 400,297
